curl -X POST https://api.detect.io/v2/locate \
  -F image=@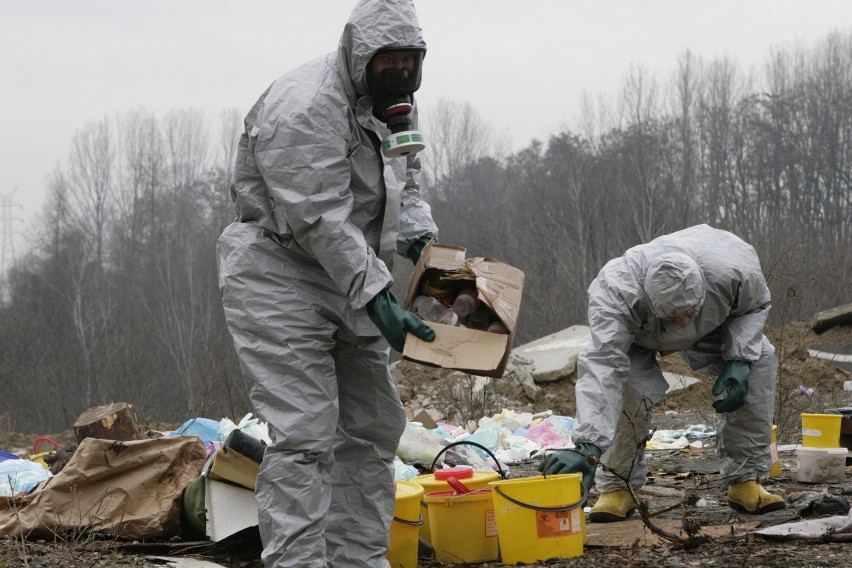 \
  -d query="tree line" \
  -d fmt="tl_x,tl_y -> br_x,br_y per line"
1,32 -> 850,433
